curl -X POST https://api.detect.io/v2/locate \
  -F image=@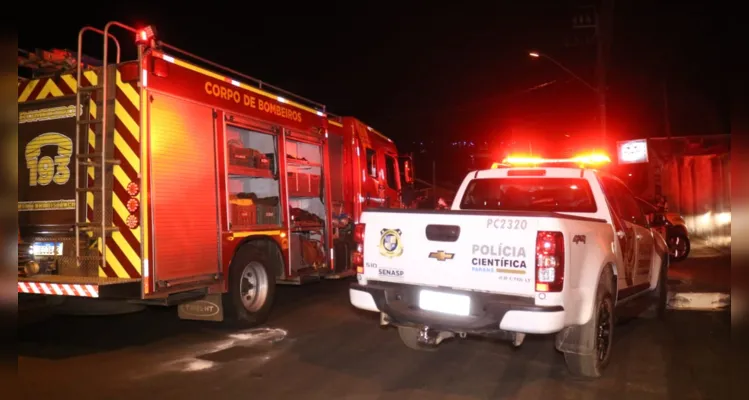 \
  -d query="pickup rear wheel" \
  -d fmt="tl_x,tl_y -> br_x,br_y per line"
223,245 -> 276,327
563,272 -> 615,378
397,326 -> 438,352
